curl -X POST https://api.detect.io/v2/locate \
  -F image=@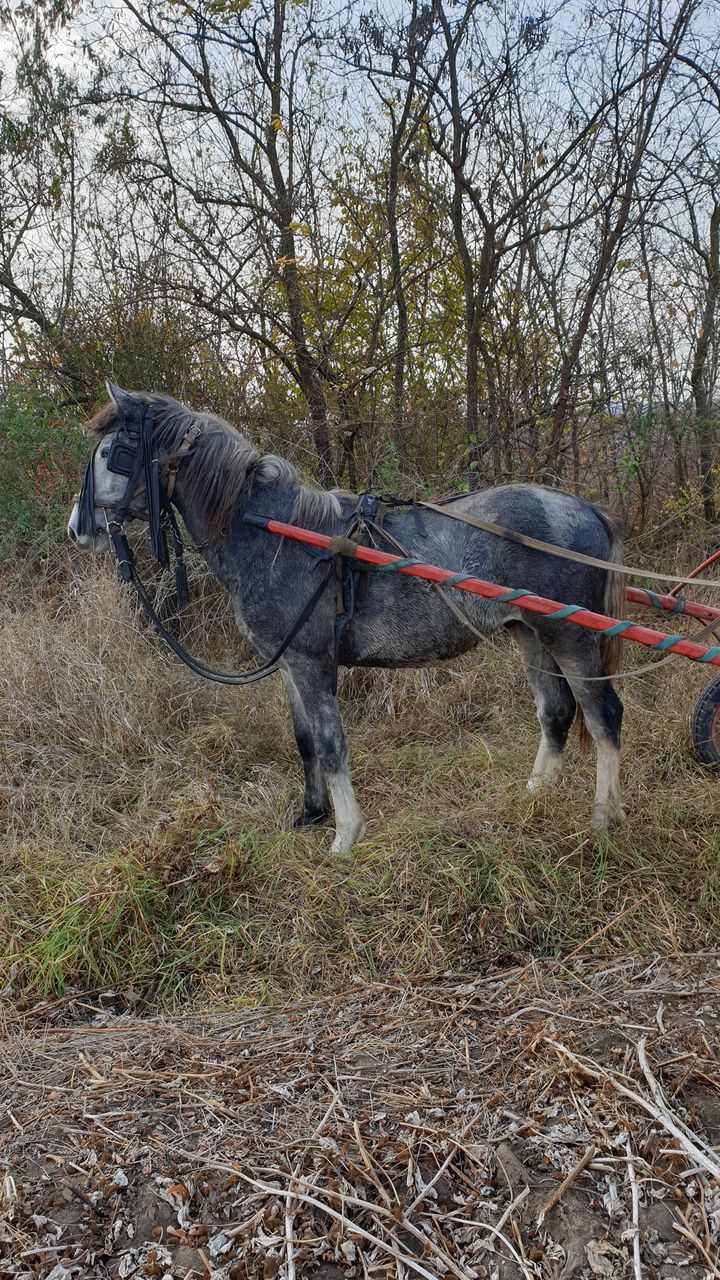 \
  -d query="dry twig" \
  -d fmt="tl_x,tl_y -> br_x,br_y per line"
176,1150 -> 477,1280
1,956 -> 717,1280
546,1038 -> 720,1181
624,1136 -> 643,1280
536,1145 -> 596,1227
